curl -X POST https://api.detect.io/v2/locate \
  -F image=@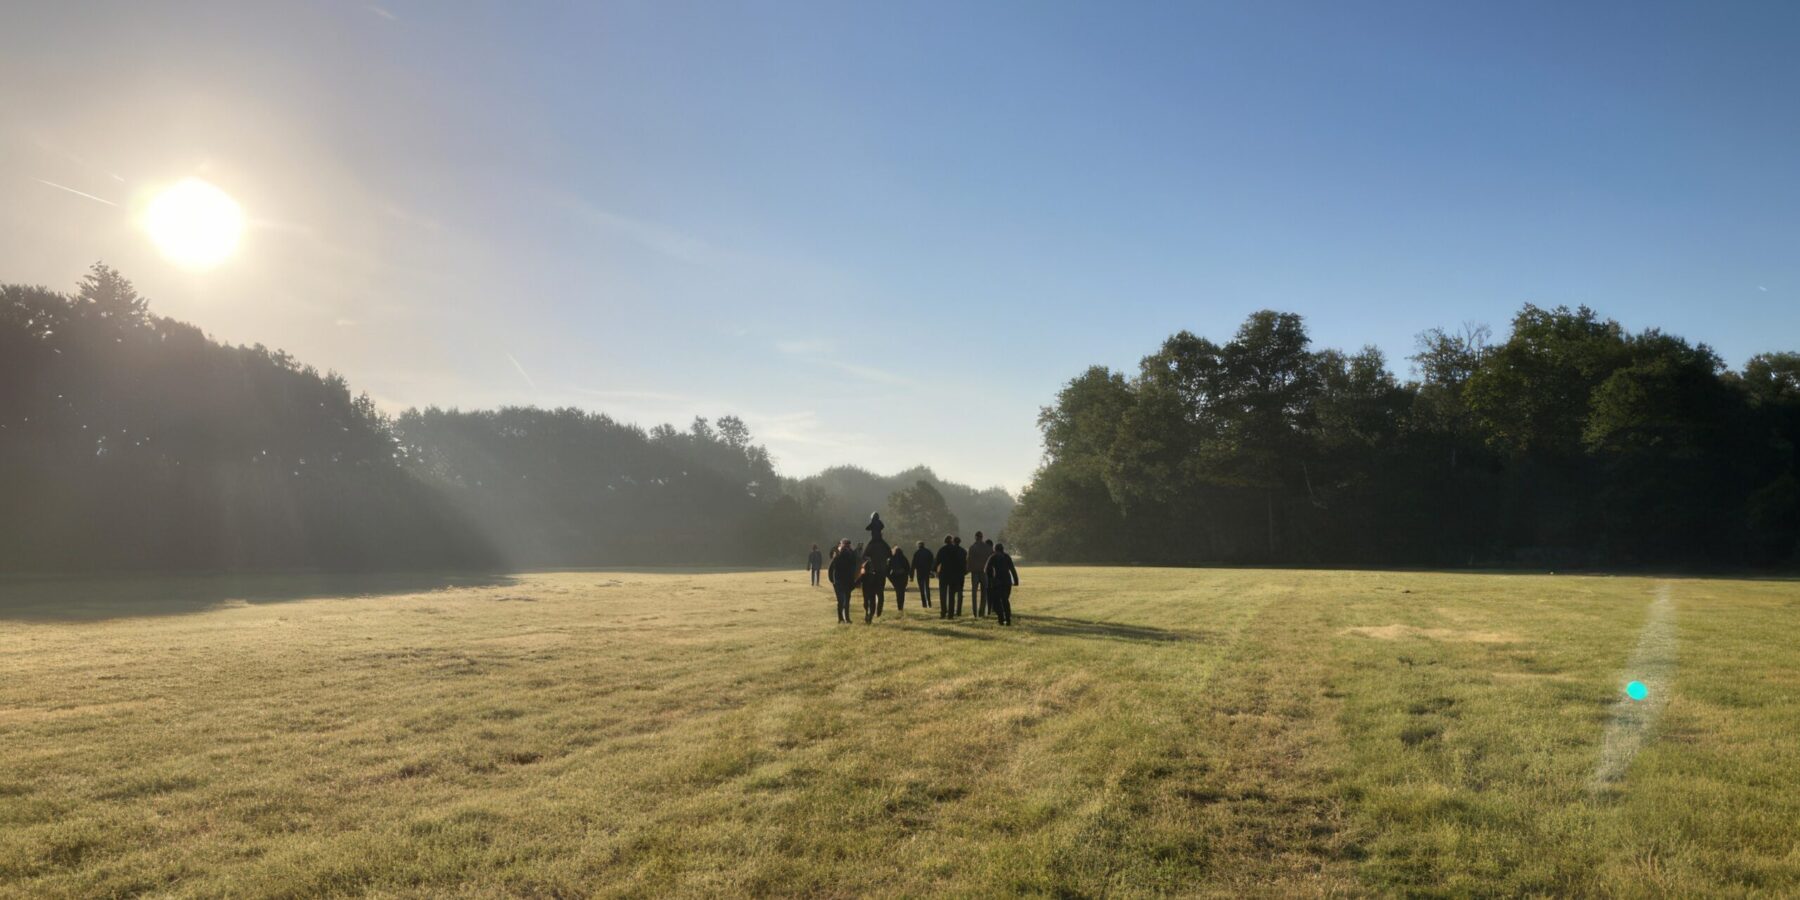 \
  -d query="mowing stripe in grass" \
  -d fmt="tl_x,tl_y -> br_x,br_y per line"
1590,581 -> 1677,791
